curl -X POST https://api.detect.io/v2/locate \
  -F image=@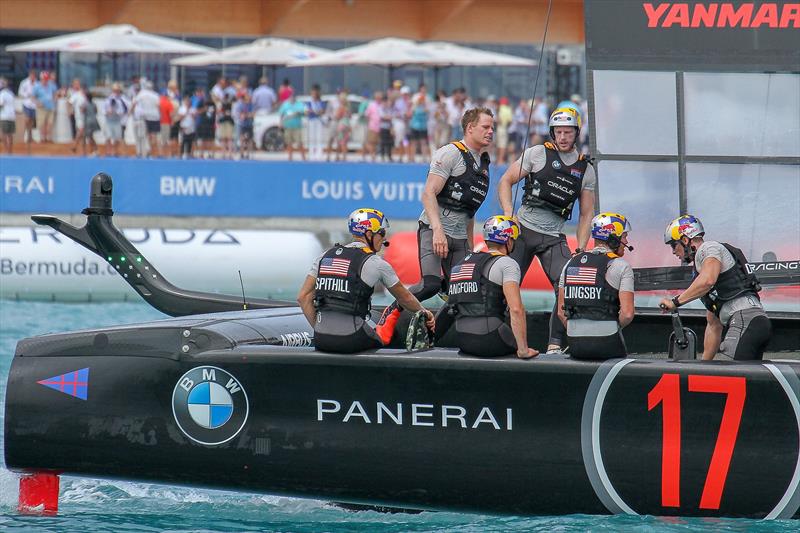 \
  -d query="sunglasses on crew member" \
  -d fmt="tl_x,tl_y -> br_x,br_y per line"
669,241 -> 680,250
376,229 -> 386,237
